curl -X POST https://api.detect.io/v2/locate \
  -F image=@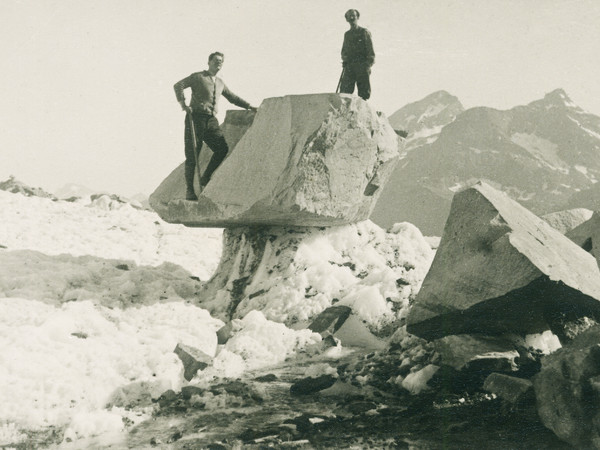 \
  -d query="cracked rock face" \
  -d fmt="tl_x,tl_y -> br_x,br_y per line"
150,94 -> 399,227
407,182 -> 600,340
